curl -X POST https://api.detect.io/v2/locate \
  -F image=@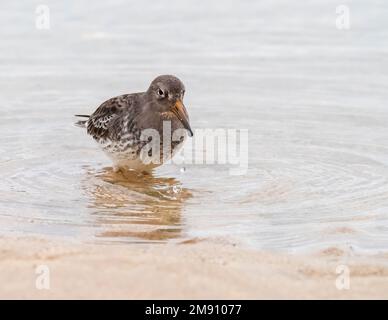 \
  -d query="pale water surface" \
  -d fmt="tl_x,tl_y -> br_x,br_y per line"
1,0 -> 388,253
